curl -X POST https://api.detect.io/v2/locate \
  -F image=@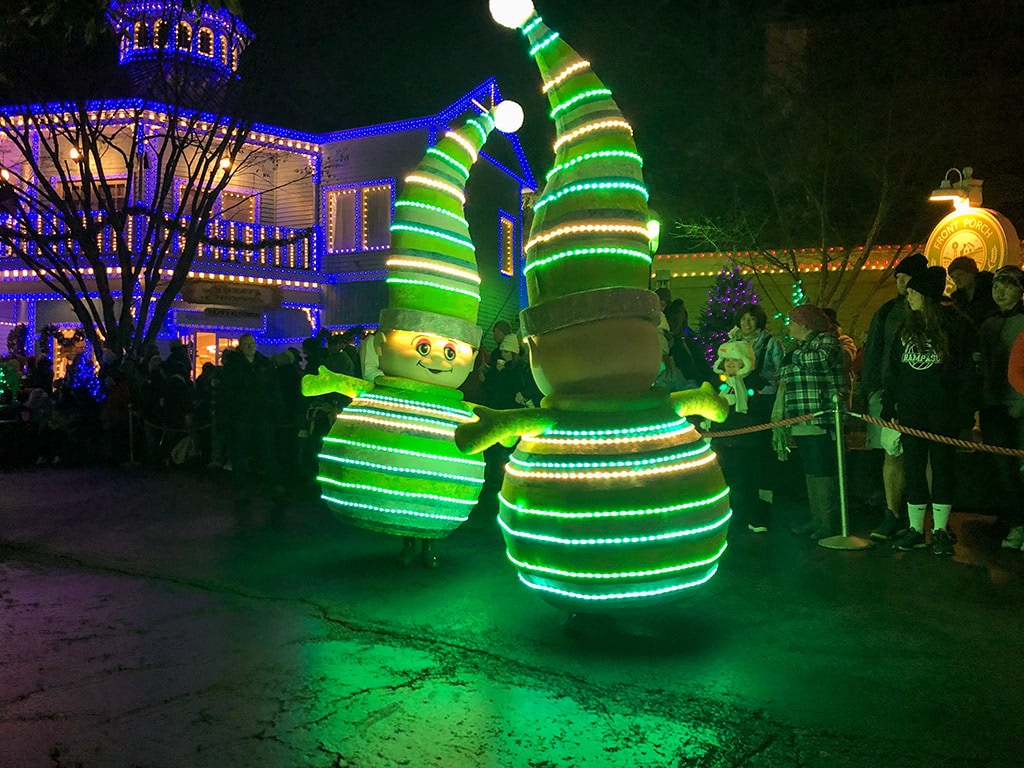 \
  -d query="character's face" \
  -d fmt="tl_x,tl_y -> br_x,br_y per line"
906,288 -> 925,312
378,329 -> 477,387
738,313 -> 758,335
895,273 -> 912,296
723,358 -> 743,376
992,279 -> 1023,312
